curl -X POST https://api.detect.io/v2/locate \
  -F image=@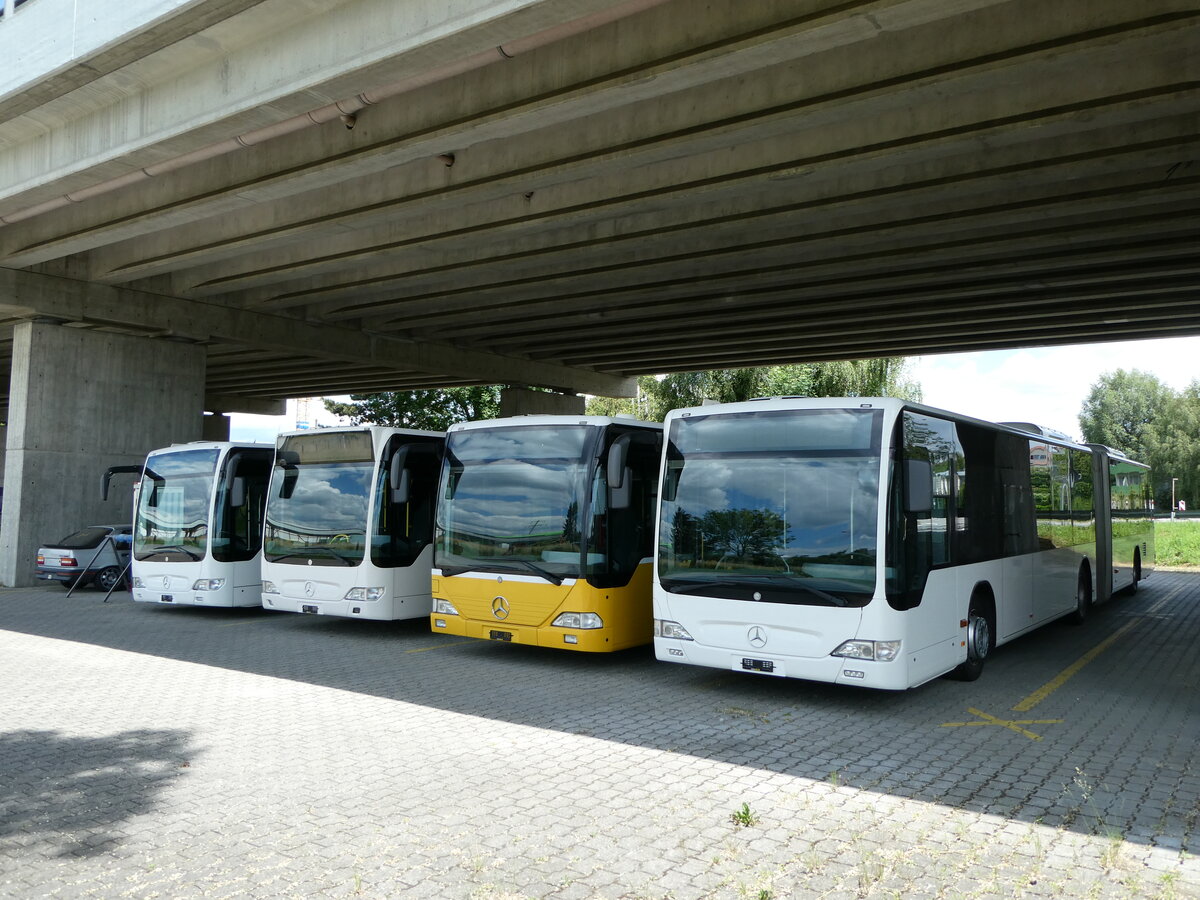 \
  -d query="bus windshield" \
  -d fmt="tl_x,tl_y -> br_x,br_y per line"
134,448 -> 220,561
264,431 -> 374,567
436,426 -> 595,581
659,408 -> 883,606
